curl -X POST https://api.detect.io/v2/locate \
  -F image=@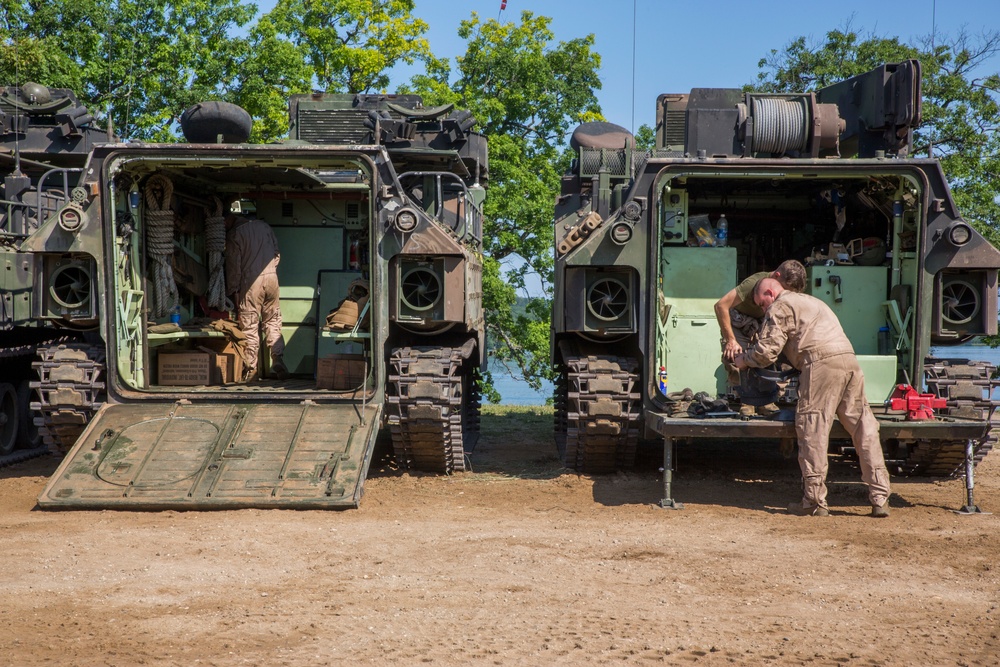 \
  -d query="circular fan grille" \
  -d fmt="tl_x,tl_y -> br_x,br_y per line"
49,264 -> 92,309
401,266 -> 442,312
941,278 -> 980,325
586,277 -> 629,322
